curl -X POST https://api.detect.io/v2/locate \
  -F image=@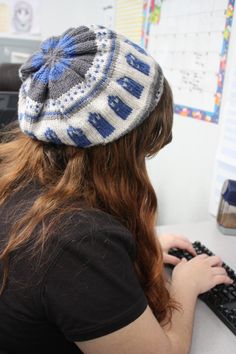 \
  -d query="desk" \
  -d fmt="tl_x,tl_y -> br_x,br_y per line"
157,218 -> 236,354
